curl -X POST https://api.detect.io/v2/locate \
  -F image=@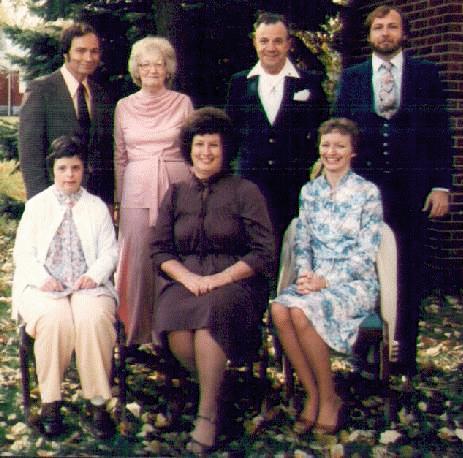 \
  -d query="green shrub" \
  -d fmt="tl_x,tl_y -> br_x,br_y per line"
0,117 -> 18,162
